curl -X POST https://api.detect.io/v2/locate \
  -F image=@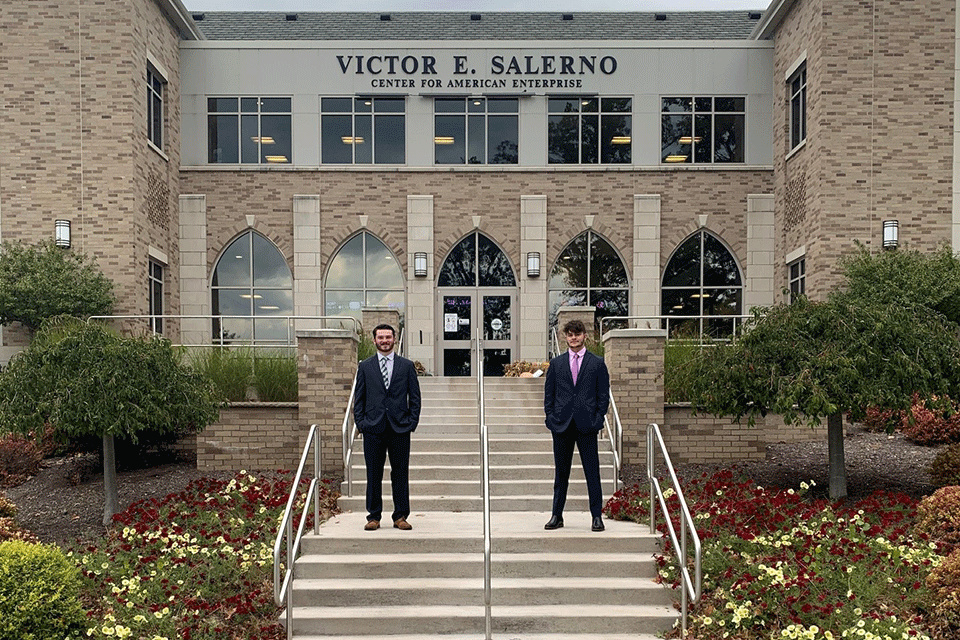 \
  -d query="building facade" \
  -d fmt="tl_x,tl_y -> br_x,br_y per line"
1,0 -> 957,376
